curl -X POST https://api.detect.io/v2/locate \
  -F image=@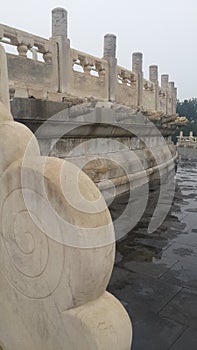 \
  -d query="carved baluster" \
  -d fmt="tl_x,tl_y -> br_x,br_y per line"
96,62 -> 105,77
17,42 -> 28,57
78,56 -> 85,73
121,71 -> 128,84
36,43 -> 53,64
16,36 -> 33,57
82,57 -> 93,75
43,51 -> 52,64
84,63 -> 92,74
